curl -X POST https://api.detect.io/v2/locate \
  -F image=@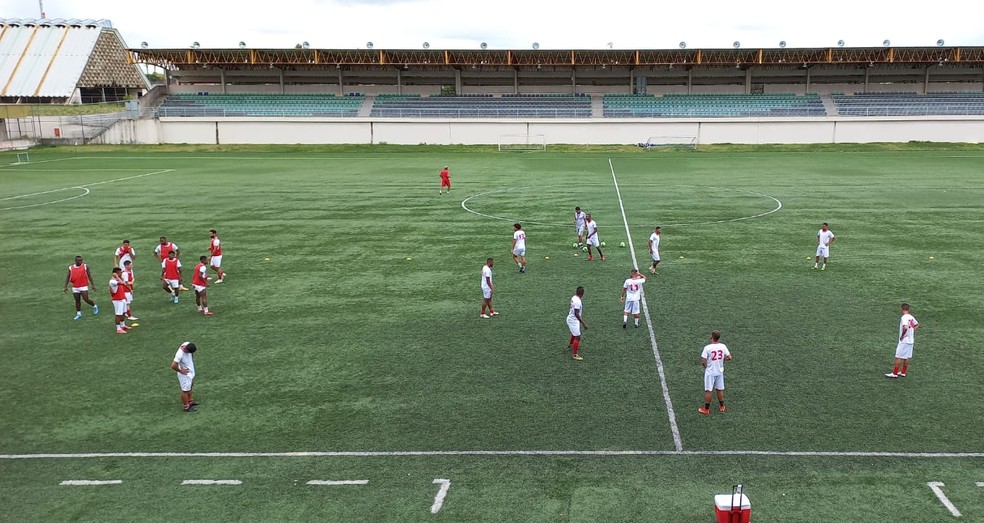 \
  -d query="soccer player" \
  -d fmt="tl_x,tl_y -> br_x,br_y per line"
109,267 -> 131,334
573,206 -> 586,247
155,236 -> 180,261
193,255 -> 214,316
161,250 -> 183,304
171,341 -> 199,412
699,330 -> 732,415
208,229 -> 225,283
584,213 -> 605,261
567,286 -> 588,360
64,255 -> 98,319
648,226 -> 662,274
620,268 -> 647,328
439,165 -> 451,194
121,259 -> 138,321
512,223 -> 527,273
114,239 -> 135,271
480,258 -> 498,318
814,223 -> 836,270
886,303 -> 920,378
